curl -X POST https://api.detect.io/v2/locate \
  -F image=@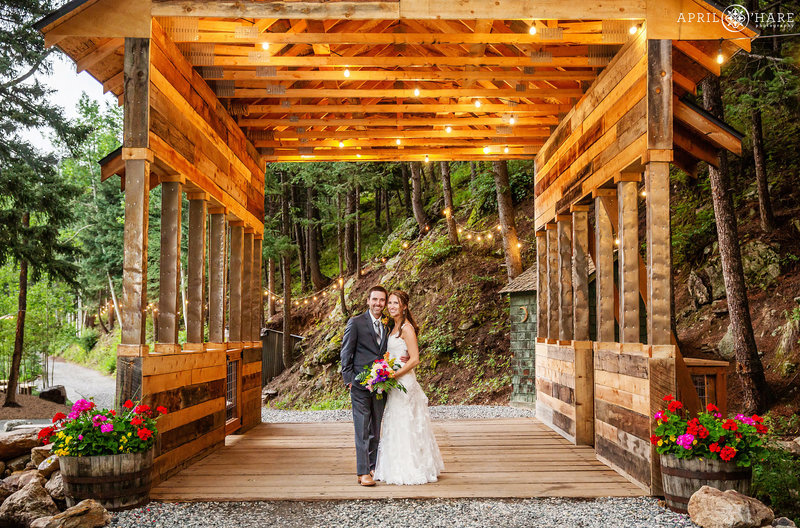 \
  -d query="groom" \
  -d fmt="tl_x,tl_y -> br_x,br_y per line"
340,285 -> 407,486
